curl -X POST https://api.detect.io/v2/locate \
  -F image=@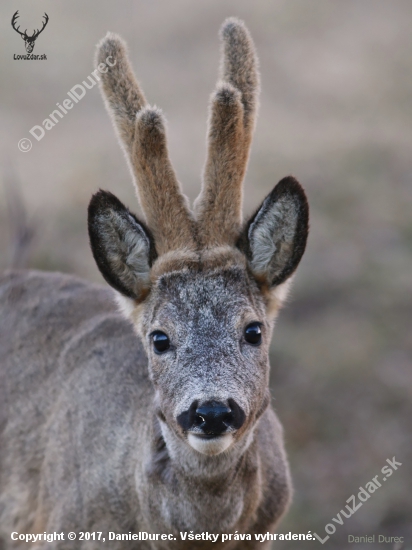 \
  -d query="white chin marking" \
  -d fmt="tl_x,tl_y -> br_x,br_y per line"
188,433 -> 233,456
